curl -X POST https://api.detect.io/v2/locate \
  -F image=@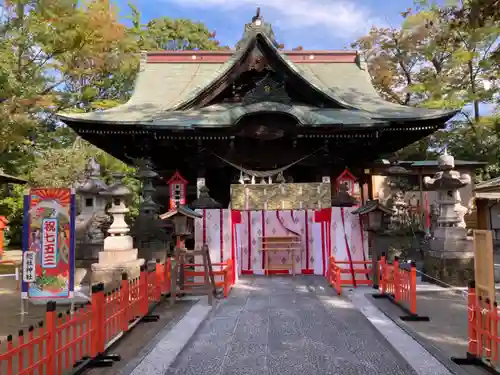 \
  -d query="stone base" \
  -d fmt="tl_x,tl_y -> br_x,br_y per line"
104,235 -> 134,251
98,248 -> 138,264
422,253 -> 474,286
75,242 -> 102,262
429,231 -> 473,253
91,259 -> 144,291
